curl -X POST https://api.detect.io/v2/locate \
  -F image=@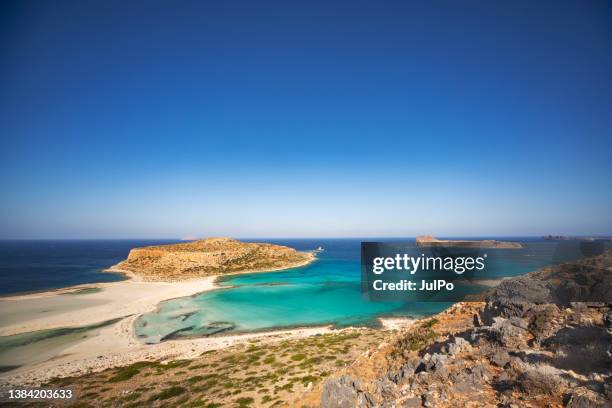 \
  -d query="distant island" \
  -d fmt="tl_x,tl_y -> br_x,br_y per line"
109,237 -> 314,281
416,235 -> 522,248
542,235 -> 612,242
